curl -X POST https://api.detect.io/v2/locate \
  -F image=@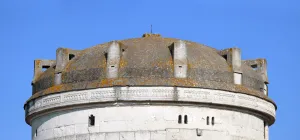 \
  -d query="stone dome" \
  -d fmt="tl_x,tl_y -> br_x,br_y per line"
29,34 -> 273,105
25,34 -> 277,140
